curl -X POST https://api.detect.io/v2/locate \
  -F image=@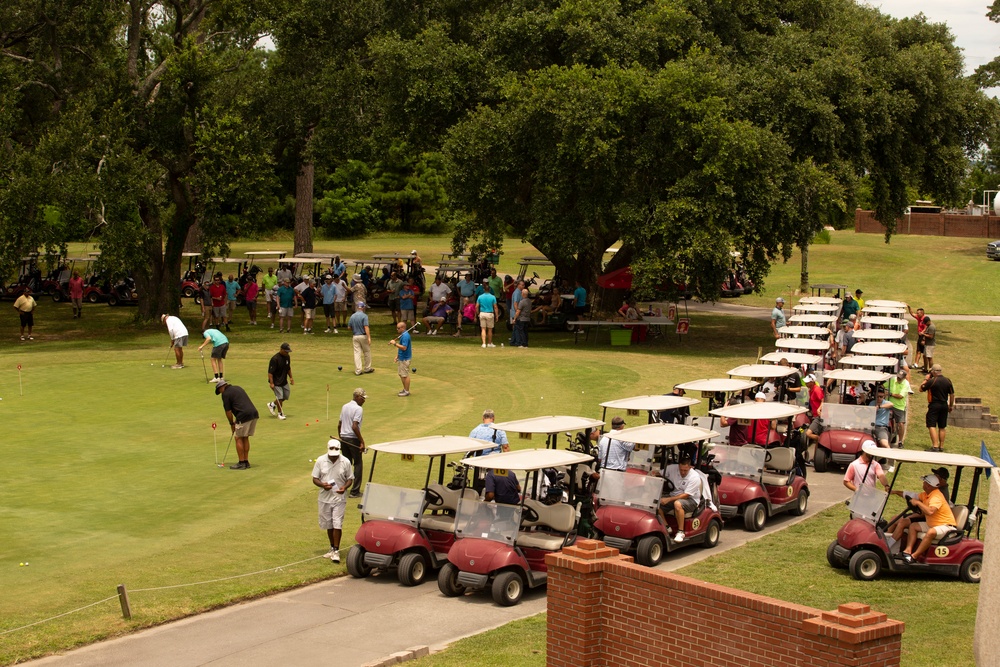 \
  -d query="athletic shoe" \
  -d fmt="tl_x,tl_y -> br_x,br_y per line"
355,370 -> 363,376
277,414 -> 287,421
323,548 -> 336,559
333,328 -> 338,334
230,461 -> 246,470
348,491 -> 362,498
209,377 -> 220,383
304,330 -> 308,335
364,368 -> 374,374
225,324 -> 231,332
270,323 -> 274,329
887,465 -> 895,473
481,343 -> 486,348
331,550 -> 341,563
267,402 -> 276,416
325,328 -> 331,333
397,390 -> 410,397
673,531 -> 685,543
171,364 -> 184,369
20,336 -> 25,341
487,343 -> 496,348
901,552 -> 914,564
28,336 -> 33,340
